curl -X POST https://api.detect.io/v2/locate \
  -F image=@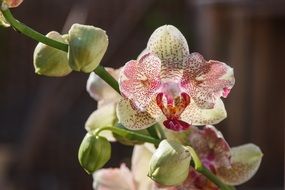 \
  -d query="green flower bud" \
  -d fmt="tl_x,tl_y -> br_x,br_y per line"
33,31 -> 72,77
68,24 -> 108,73
148,140 -> 191,186
78,133 -> 111,174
